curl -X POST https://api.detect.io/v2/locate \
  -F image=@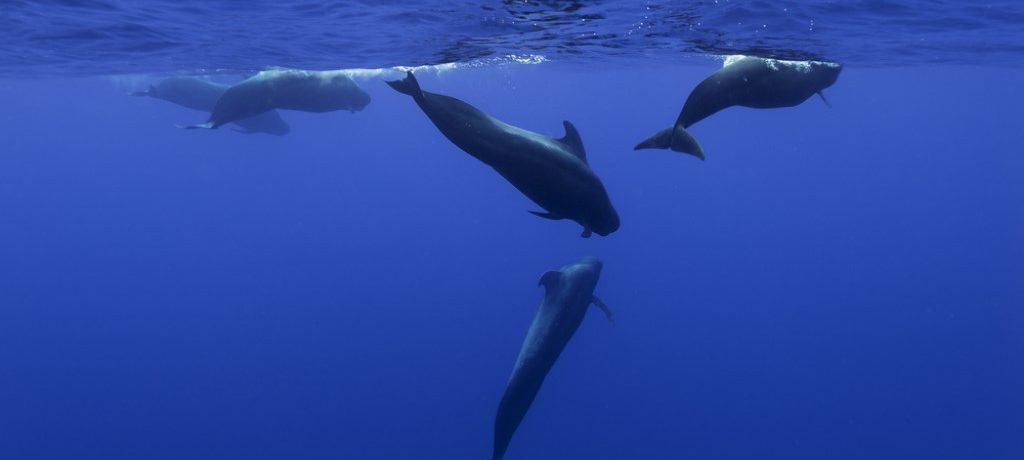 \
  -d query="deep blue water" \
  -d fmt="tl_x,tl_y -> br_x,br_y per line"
1,2 -> 1023,460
